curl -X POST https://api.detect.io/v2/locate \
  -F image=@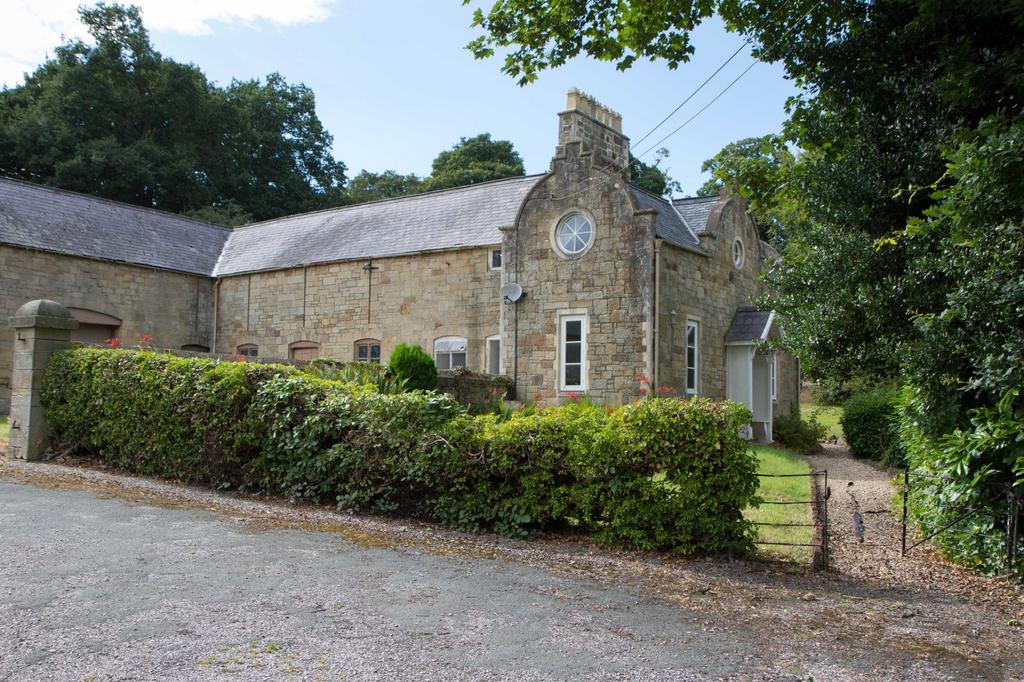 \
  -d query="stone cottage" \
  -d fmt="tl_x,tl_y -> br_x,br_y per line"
0,90 -> 797,440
